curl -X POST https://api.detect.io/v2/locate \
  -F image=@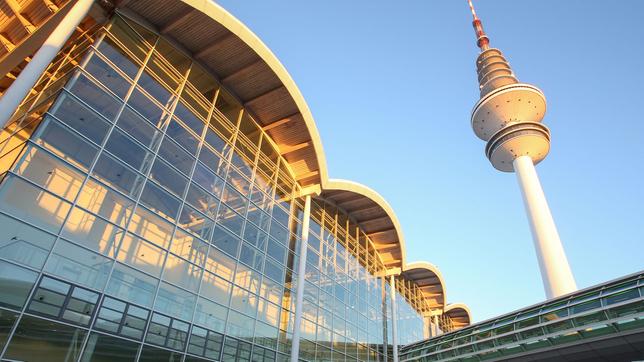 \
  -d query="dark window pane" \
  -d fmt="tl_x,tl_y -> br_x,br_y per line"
85,53 -> 131,99
138,69 -> 174,107
185,182 -> 218,218
174,101 -> 205,136
138,344 -> 183,362
128,88 -> 168,127
97,37 -> 140,78
92,153 -> 144,197
68,73 -> 122,121
198,145 -> 227,177
4,315 -> 87,362
166,119 -> 199,155
149,158 -> 188,197
212,226 -> 240,258
192,163 -> 224,197
104,128 -> 152,172
116,106 -> 162,150
80,332 -> 139,362
51,92 -> 111,145
0,309 -> 18,352
34,116 -> 98,172
158,137 -> 194,175
139,182 -> 181,221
